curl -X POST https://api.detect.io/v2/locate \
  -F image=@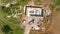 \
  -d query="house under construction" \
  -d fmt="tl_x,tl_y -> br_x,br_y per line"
21,6 -> 52,34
